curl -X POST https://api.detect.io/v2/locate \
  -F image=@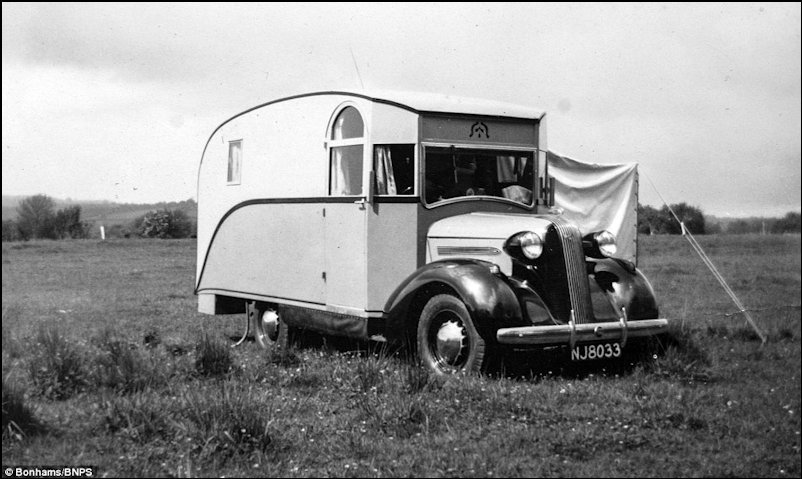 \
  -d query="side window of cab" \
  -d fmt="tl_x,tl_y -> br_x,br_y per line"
374,144 -> 415,195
